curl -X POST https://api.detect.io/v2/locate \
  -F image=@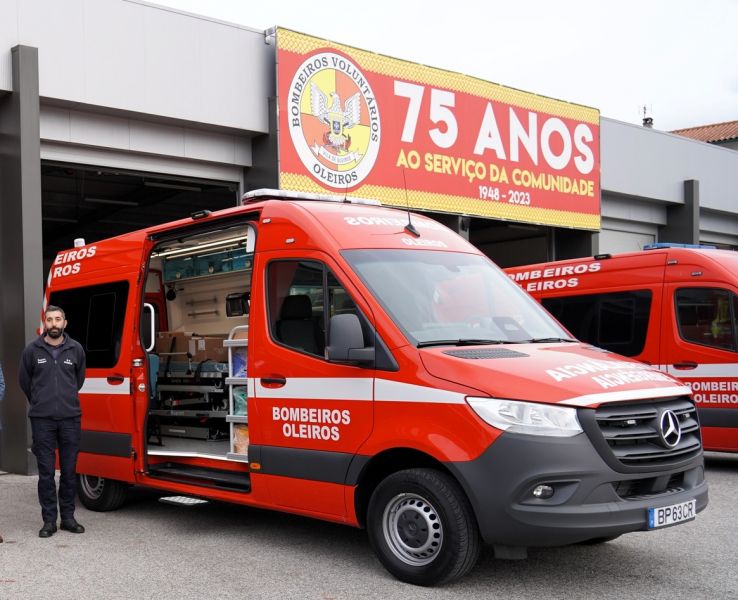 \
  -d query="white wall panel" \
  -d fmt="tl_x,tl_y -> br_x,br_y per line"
41,140 -> 244,185
0,0 -> 19,91
601,194 -> 667,226
599,228 -> 655,254
70,110 -> 131,149
602,117 -> 738,214
40,106 -> 252,168
0,0 -> 271,133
